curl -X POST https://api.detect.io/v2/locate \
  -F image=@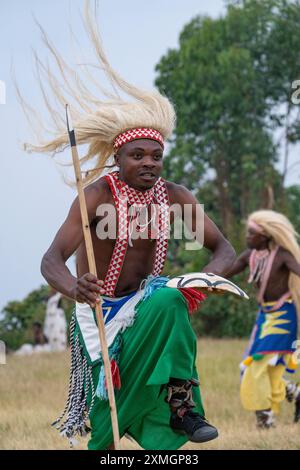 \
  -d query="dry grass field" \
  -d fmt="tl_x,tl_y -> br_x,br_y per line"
1,339 -> 299,450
